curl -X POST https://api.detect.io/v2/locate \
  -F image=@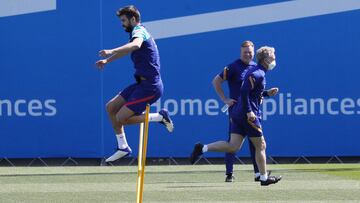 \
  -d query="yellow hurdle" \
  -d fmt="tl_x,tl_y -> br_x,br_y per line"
136,104 -> 150,203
